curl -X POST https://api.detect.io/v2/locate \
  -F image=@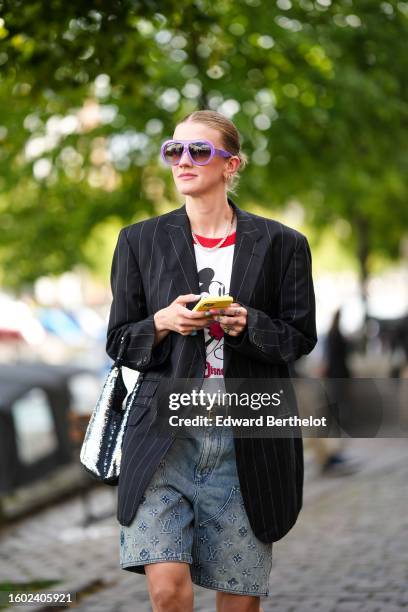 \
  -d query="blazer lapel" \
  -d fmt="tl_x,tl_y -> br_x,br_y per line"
163,205 -> 200,295
228,199 -> 266,305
